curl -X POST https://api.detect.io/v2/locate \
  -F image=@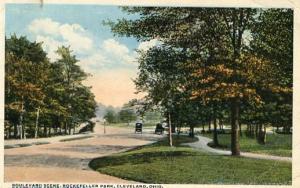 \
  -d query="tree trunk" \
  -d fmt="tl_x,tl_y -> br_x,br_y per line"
34,107 -> 40,138
246,124 -> 249,136
68,125 -> 72,135
231,98 -> 240,156
257,124 -> 262,143
64,122 -> 68,135
263,125 -> 267,144
286,126 -> 291,134
54,117 -> 58,135
43,124 -> 47,137
37,125 -> 40,137
54,125 -> 57,135
19,124 -> 23,139
213,117 -> 219,146
168,112 -> 173,147
190,125 -> 194,137
239,122 -> 242,137
19,100 -> 24,139
255,124 -> 258,138
5,123 -> 10,139
208,119 -> 211,132
219,119 -> 222,130
257,124 -> 266,144
48,126 -> 51,137
14,124 -> 18,138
